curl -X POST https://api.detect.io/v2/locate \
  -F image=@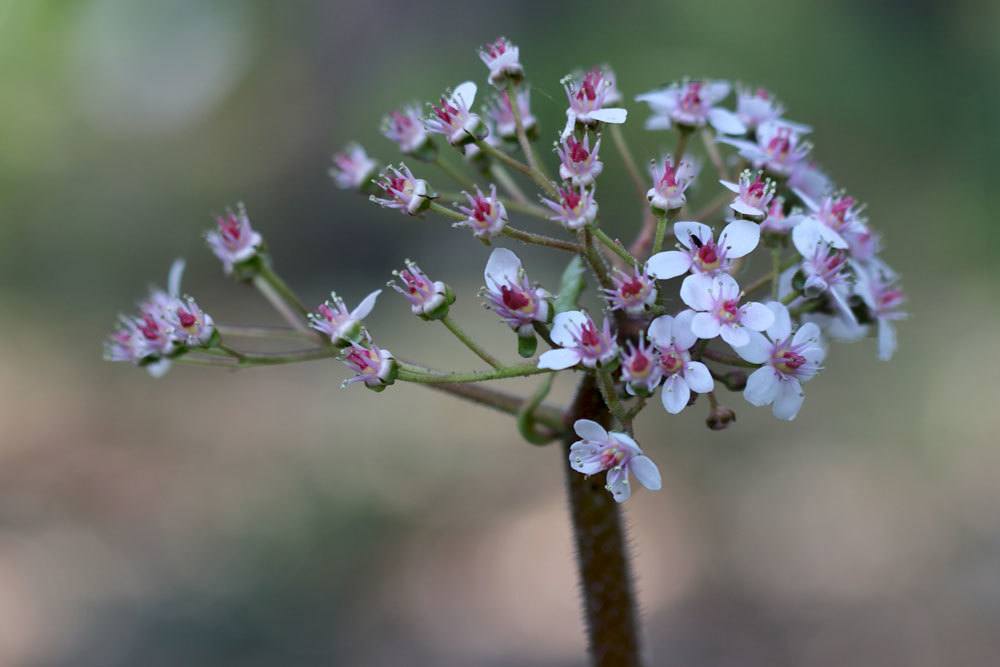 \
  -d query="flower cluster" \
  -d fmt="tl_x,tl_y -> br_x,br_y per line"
106,38 -> 905,507
103,260 -> 216,376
